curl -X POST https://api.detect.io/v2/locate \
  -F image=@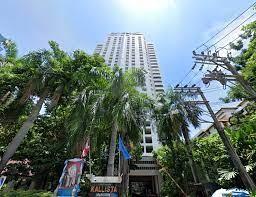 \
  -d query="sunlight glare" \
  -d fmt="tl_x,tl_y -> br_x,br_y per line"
118,0 -> 175,14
